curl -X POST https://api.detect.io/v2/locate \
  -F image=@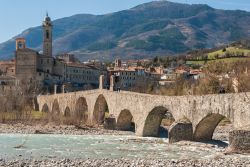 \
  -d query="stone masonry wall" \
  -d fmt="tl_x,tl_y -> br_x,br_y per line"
37,90 -> 250,138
